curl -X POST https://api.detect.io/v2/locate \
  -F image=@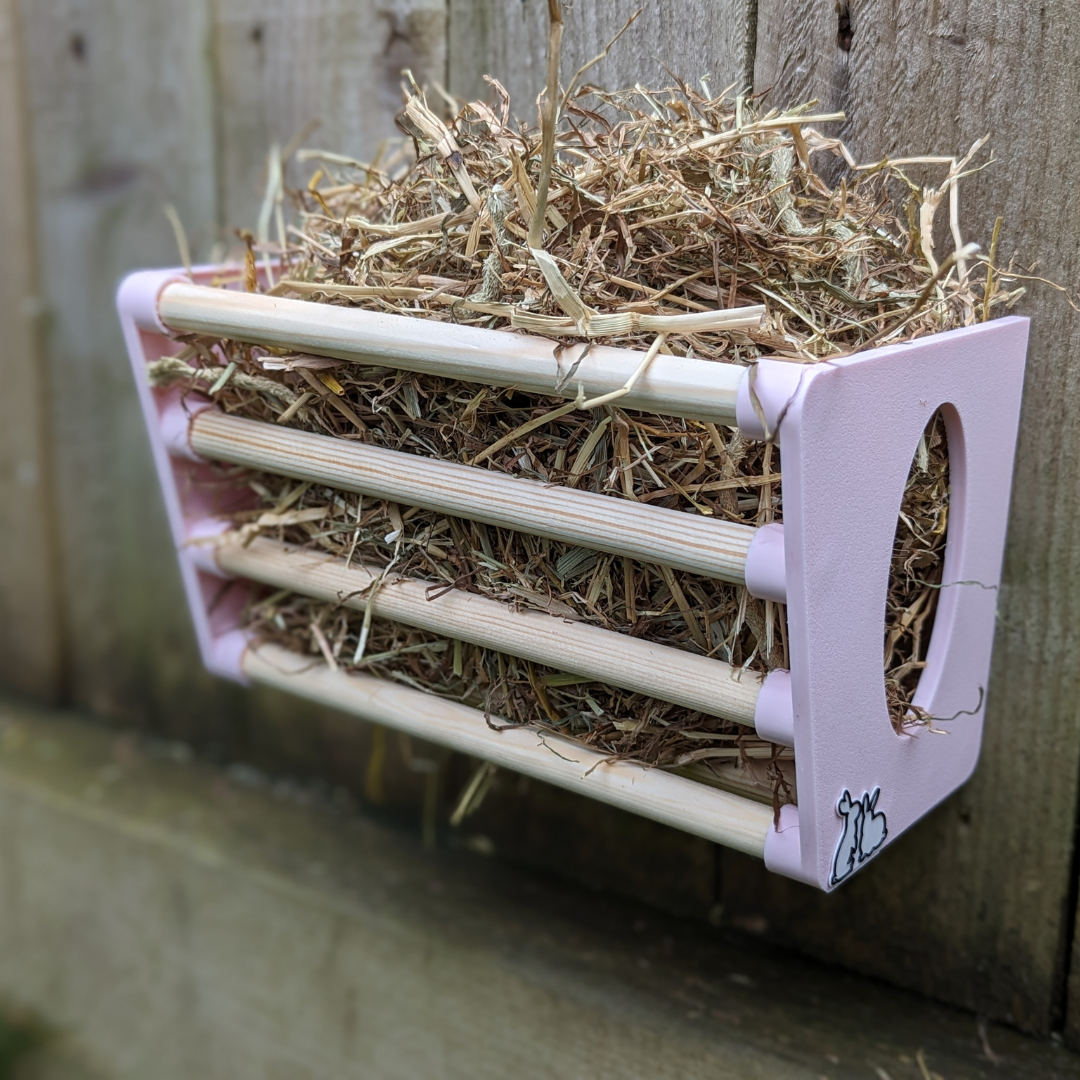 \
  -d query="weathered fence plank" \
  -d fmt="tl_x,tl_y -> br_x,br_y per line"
0,0 -> 63,699
204,0 -> 450,764
734,0 -> 1080,1035
13,0 -> 445,739
441,0 -> 760,944
211,0 -> 446,237
448,0 -> 756,113
15,0 -> 236,730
